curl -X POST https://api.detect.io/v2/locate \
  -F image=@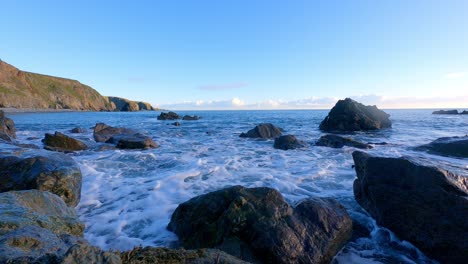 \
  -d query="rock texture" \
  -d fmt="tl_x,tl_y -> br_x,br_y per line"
416,136 -> 468,158
239,123 -> 283,139
157,111 -> 181,120
42,132 -> 88,152
107,96 -> 154,112
70,127 -> 84,133
0,151 -> 82,207
0,110 -> 16,141
461,110 -> 468,114
168,186 -> 352,264
93,123 -> 136,143
182,115 -> 200,121
352,151 -> 468,264
273,135 -> 305,150
107,134 -> 158,149
316,134 -> 372,149
432,110 -> 459,114
319,98 -> 391,131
